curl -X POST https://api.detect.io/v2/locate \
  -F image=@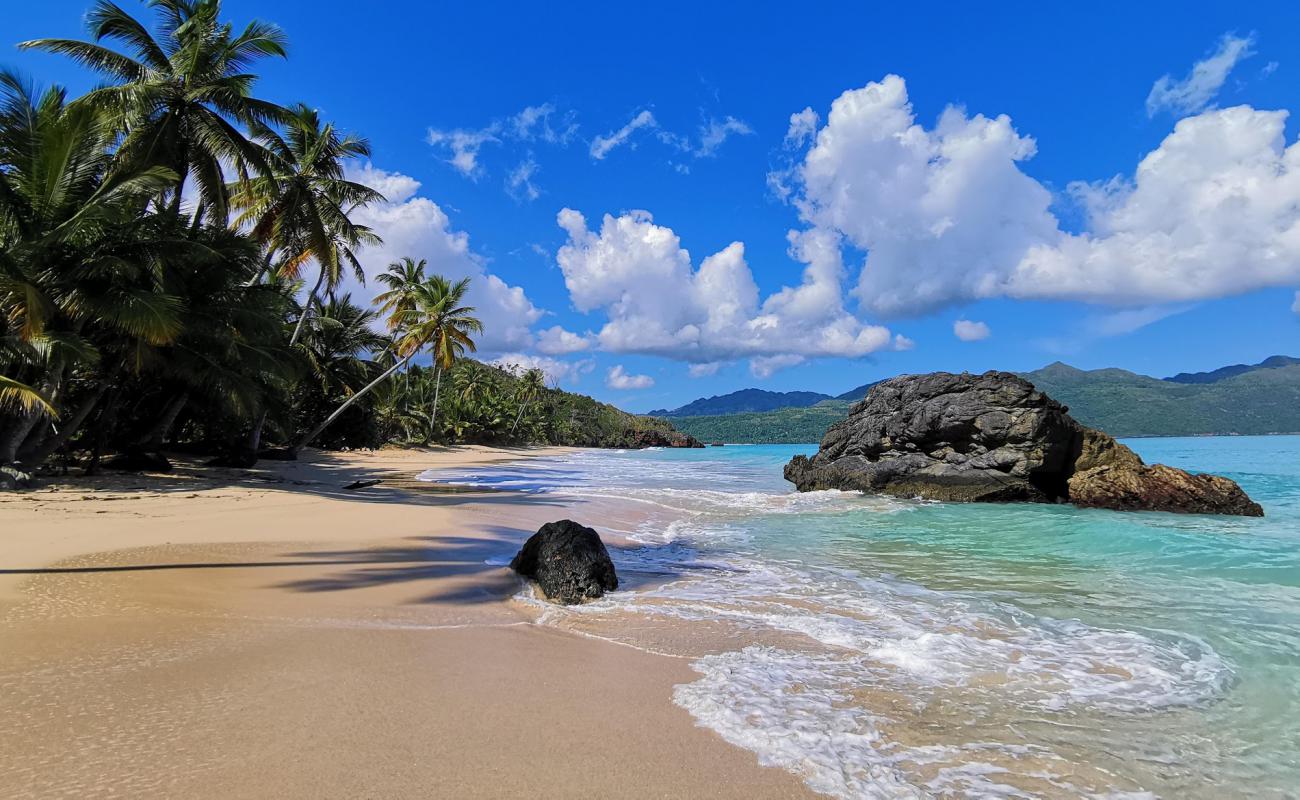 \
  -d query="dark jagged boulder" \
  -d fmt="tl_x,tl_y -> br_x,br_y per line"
510,519 -> 619,604
785,371 -> 1263,517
